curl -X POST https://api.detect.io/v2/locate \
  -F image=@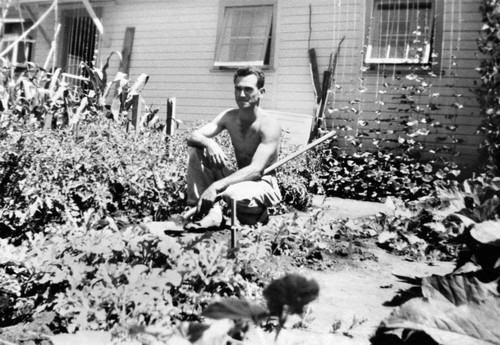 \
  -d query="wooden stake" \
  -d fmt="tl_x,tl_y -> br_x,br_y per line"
43,23 -> 61,71
165,97 -> 176,157
43,113 -> 53,132
22,4 -> 51,45
0,0 -> 57,58
119,27 -> 135,75
230,198 -> 237,249
81,0 -> 104,34
73,121 -> 79,143
131,94 -> 140,133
